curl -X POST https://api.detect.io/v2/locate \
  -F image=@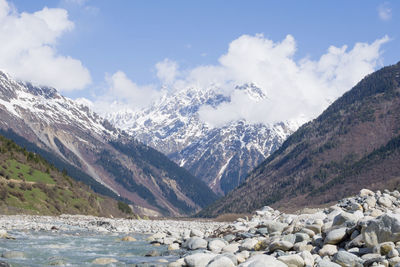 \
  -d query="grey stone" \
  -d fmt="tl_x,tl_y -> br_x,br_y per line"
316,259 -> 342,267
206,256 -> 234,267
277,254 -> 304,267
332,251 -> 364,267
185,253 -> 217,267
1,251 -> 25,259
208,239 -> 226,253
239,238 -> 259,251
184,237 -> 208,250
191,229 -> 204,238
222,243 -> 240,253
362,213 -> 400,247
378,196 -> 392,208
259,220 -> 287,234
239,254 -> 288,267
269,240 -> 294,252
319,245 -> 338,257
325,228 -> 347,245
